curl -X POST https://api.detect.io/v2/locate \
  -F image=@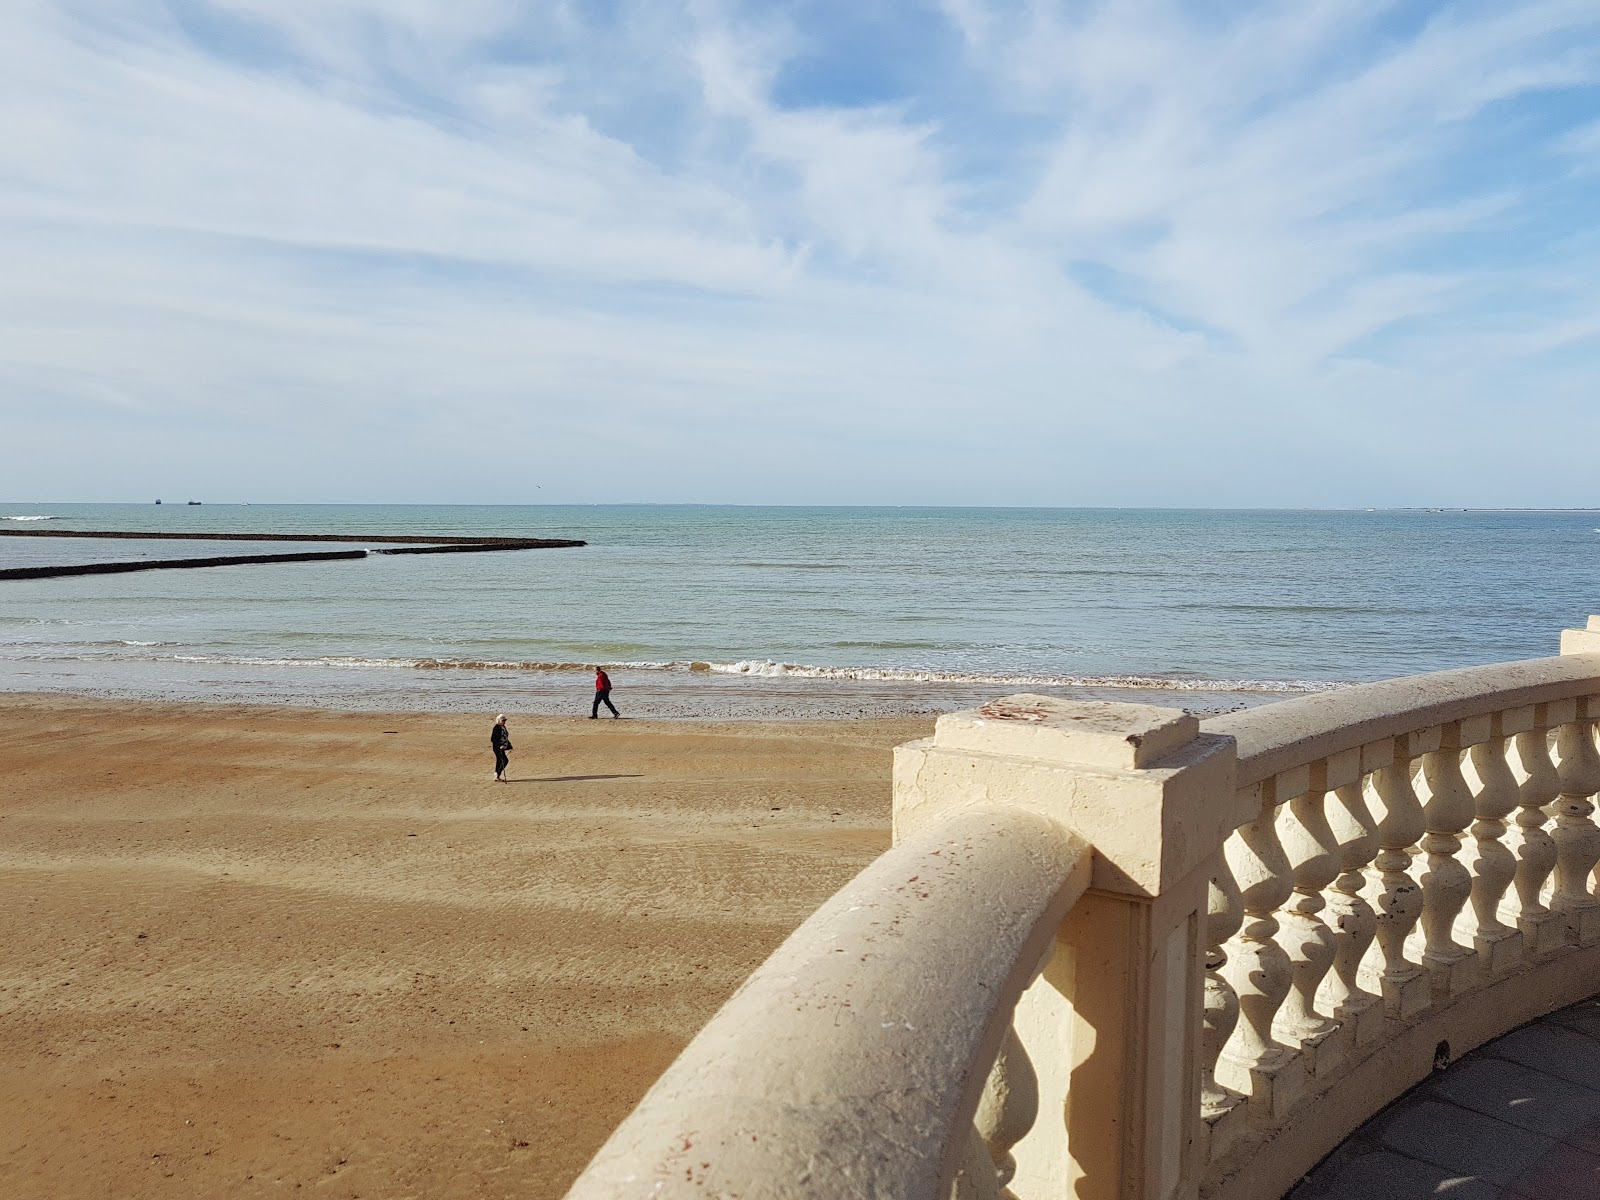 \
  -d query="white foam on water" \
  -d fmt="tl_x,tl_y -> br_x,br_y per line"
3,515 -> 56,521
126,651 -> 1339,694
169,654 -> 422,670
699,659 -> 1340,693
